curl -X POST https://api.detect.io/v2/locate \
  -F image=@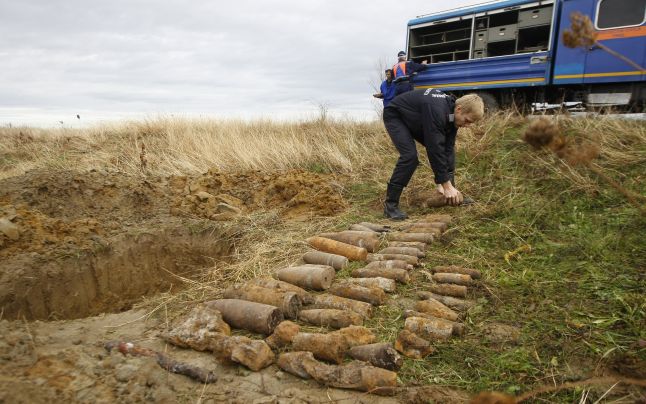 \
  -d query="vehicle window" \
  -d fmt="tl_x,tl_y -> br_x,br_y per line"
596,0 -> 646,29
